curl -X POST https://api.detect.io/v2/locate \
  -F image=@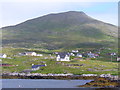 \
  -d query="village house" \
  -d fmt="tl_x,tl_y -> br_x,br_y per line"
110,53 -> 117,56
76,53 -> 82,57
72,50 -> 79,53
19,52 -> 43,56
56,52 -> 70,61
70,53 -> 75,56
87,52 -> 96,58
31,64 -> 47,71
0,54 -> 7,58
24,52 -> 37,56
117,57 -> 120,61
82,53 -> 88,57
36,54 -> 43,56
53,52 -> 58,54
